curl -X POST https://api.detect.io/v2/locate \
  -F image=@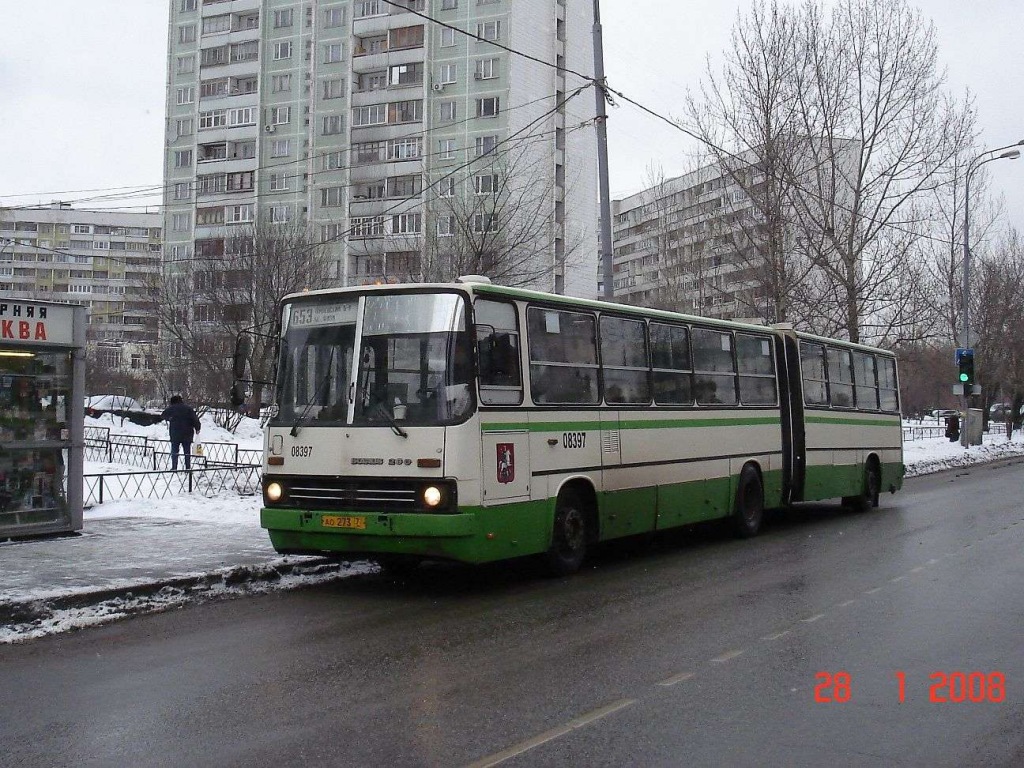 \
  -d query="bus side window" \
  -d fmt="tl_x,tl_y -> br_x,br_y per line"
475,299 -> 523,405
